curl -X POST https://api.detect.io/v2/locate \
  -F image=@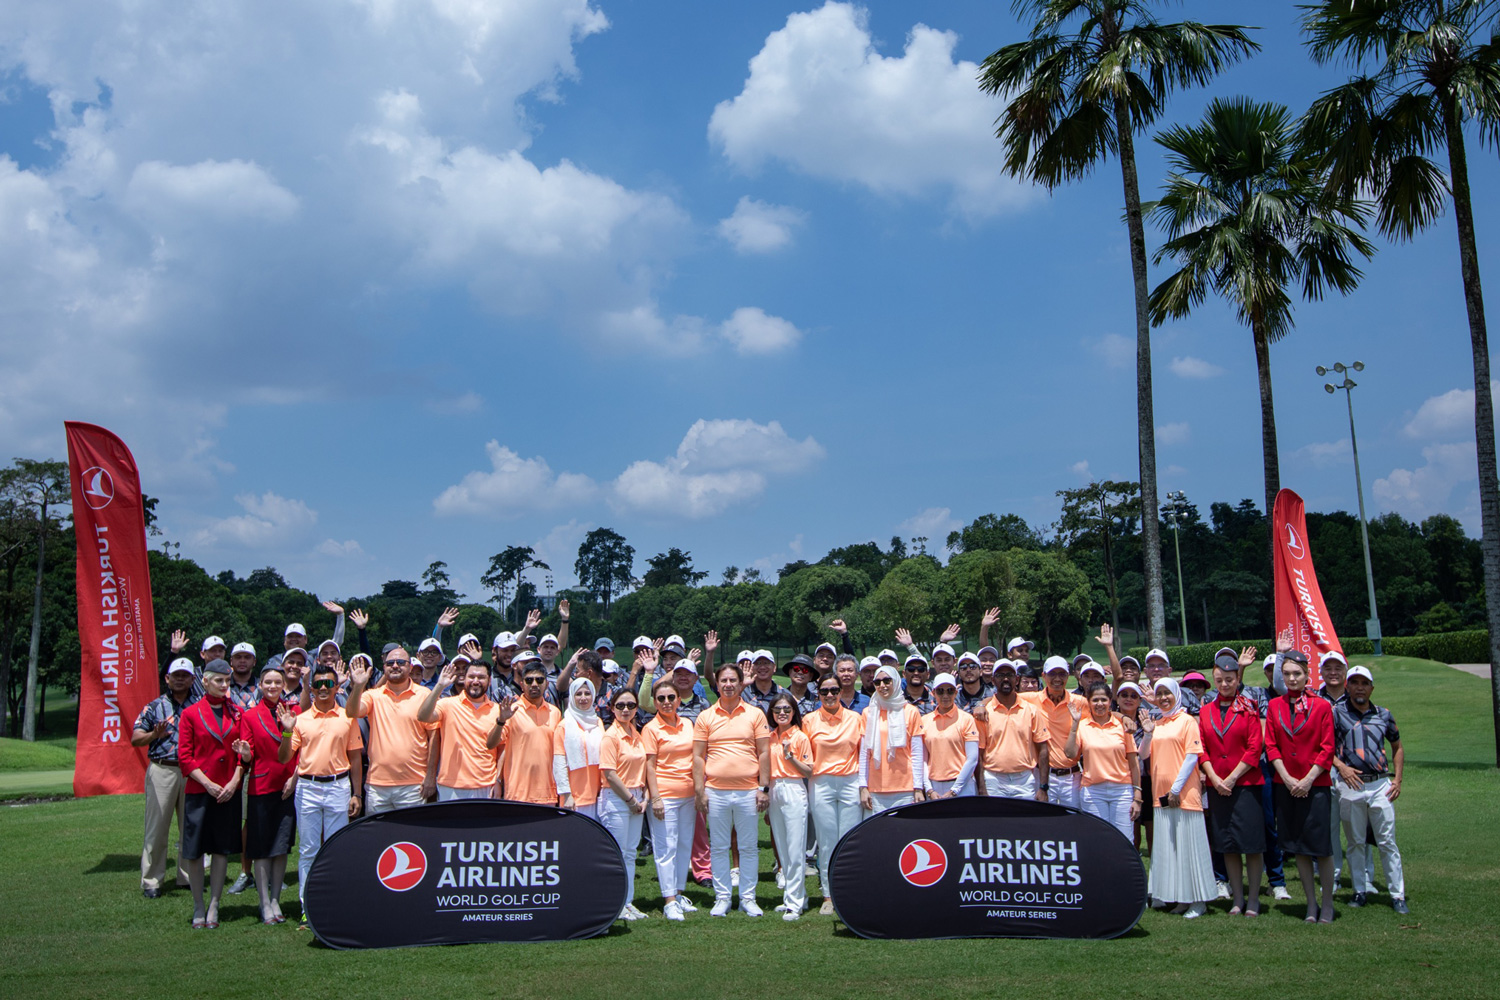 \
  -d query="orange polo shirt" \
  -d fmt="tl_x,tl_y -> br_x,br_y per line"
289,706 -> 364,777
771,728 -> 813,780
802,706 -> 863,777
552,724 -> 601,806
921,706 -> 979,782
642,714 -> 695,799
693,699 -> 770,790
1022,689 -> 1089,768
1150,712 -> 1205,812
1077,715 -> 1135,787
500,699 -> 561,804
431,695 -> 502,790
352,683 -> 430,787
863,704 -> 924,794
978,697 -> 1050,774
601,725 -> 648,789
